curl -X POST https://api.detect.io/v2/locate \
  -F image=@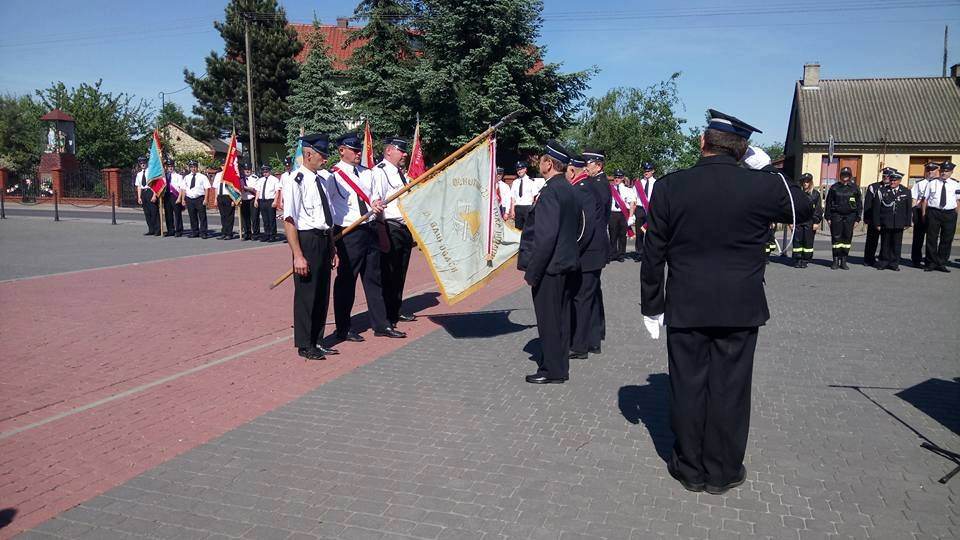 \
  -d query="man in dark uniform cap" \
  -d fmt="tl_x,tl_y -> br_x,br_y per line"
162,158 -> 185,237
641,109 -> 811,495
824,167 -> 862,269
910,162 -> 939,267
872,171 -> 912,270
633,162 -> 656,256
518,140 -> 582,384
791,173 -> 822,268
862,167 -> 892,266
922,161 -> 959,272
582,147 -> 612,343
374,137 -> 418,329
135,156 -> 160,236
567,153 -> 605,359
